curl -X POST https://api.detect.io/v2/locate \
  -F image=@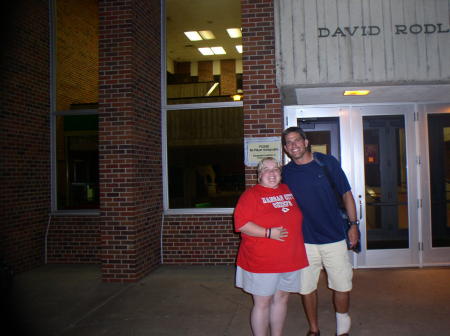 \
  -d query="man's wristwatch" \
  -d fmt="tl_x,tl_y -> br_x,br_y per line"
348,220 -> 360,226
